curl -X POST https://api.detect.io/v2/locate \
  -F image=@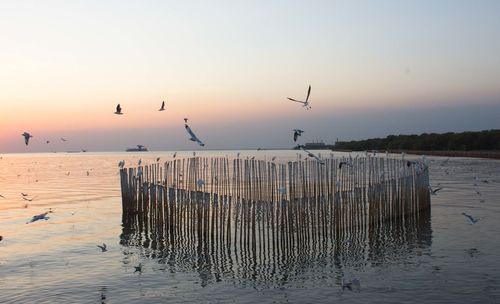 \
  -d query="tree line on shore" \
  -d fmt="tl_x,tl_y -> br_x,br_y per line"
333,129 -> 500,151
